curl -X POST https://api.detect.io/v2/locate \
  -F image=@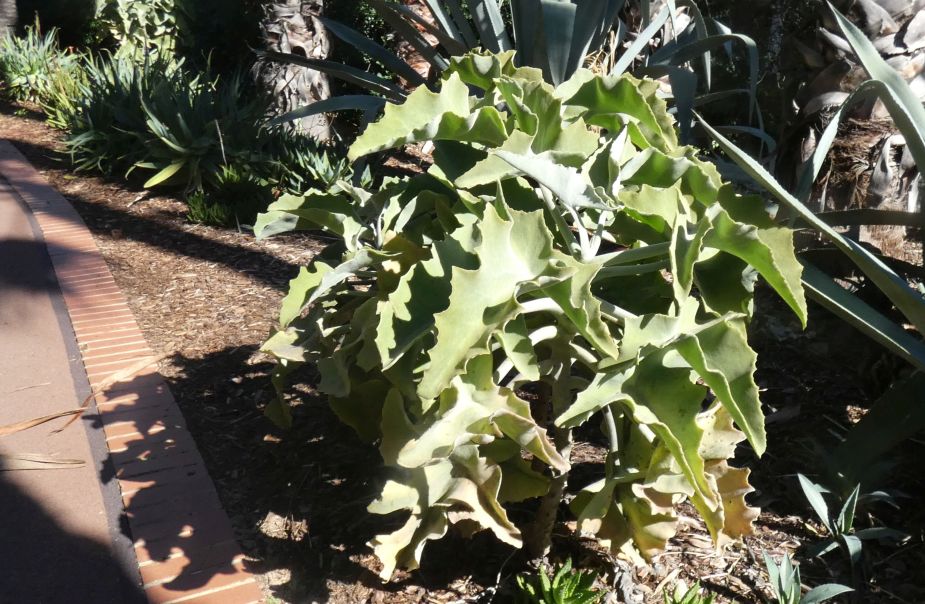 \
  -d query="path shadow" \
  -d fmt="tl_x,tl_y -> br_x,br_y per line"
148,345 -> 518,602
0,457 -> 145,603
3,137 -> 304,293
